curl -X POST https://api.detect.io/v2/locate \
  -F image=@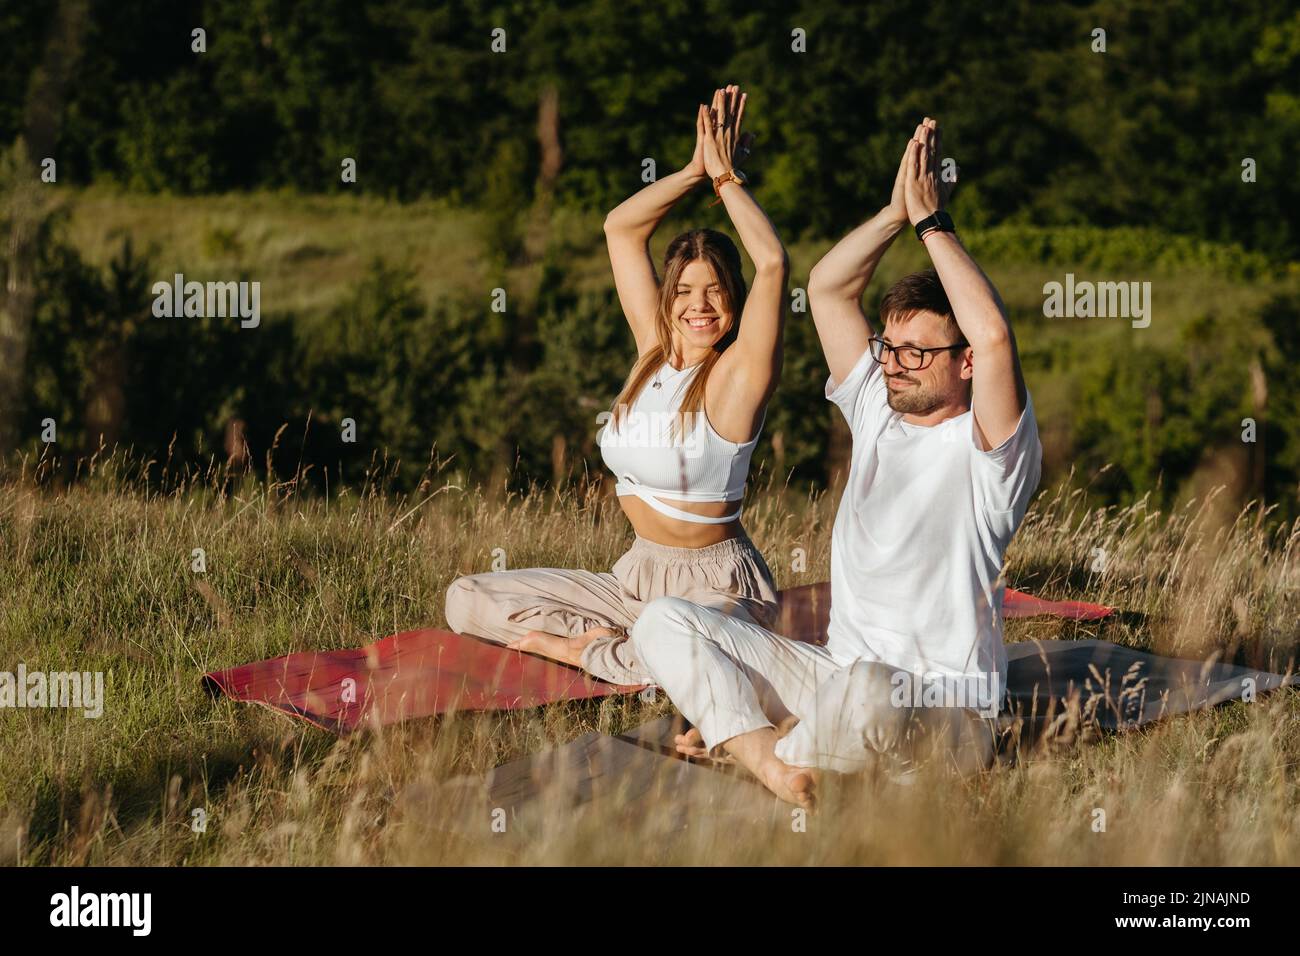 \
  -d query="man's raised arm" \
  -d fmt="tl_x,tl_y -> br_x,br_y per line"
905,118 -> 1027,449
806,146 -> 914,386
